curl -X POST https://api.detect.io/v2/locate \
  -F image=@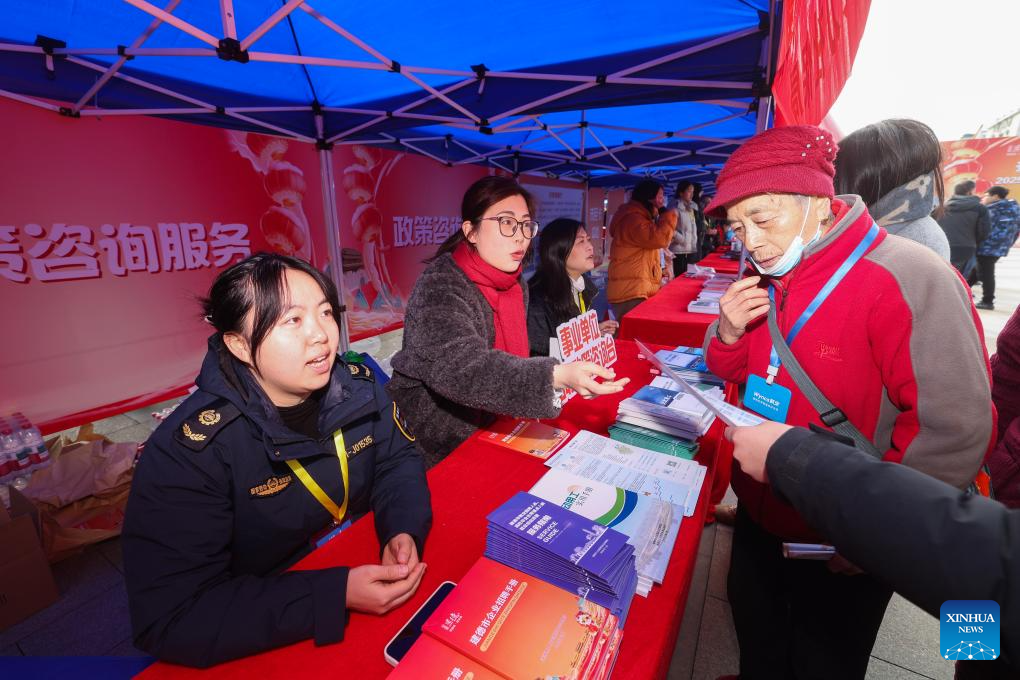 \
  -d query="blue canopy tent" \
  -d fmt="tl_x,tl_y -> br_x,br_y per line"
0,0 -> 779,346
